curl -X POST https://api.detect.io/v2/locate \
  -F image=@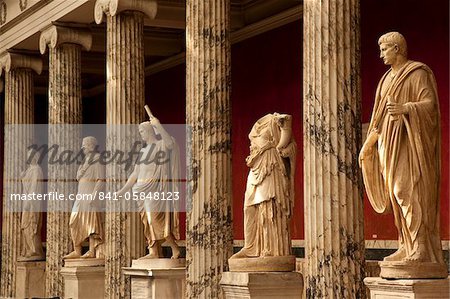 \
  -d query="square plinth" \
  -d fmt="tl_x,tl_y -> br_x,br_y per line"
61,265 -> 105,299
364,276 -> 450,299
123,264 -> 186,299
15,261 -> 46,299
220,272 -> 303,299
